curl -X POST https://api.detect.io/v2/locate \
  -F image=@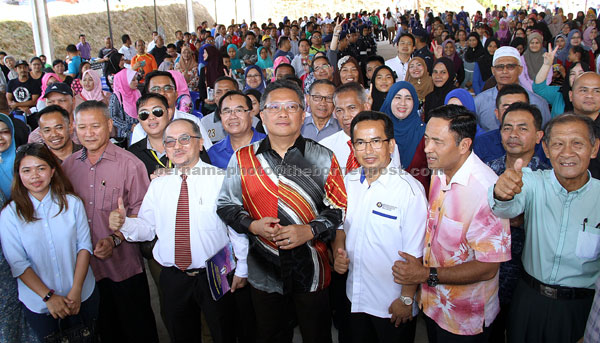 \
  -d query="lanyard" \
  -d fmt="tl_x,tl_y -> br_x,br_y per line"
150,150 -> 172,169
